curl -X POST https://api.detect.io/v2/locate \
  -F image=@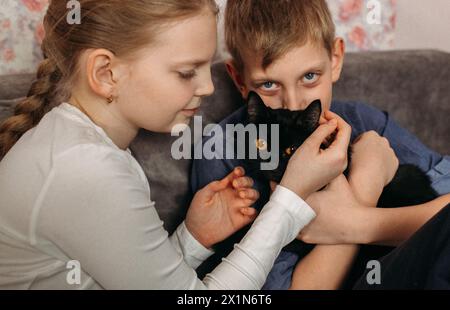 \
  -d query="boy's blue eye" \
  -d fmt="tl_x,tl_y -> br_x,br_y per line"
260,81 -> 278,90
303,73 -> 318,84
263,82 -> 274,89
